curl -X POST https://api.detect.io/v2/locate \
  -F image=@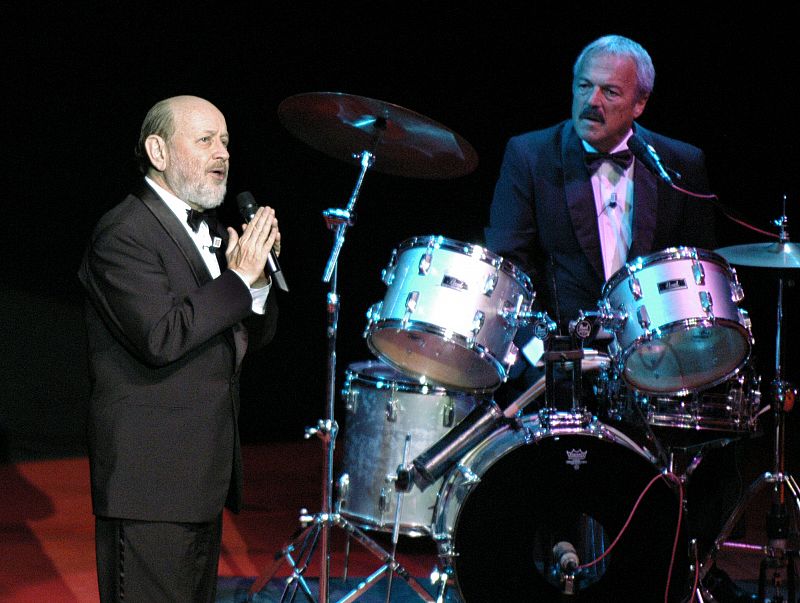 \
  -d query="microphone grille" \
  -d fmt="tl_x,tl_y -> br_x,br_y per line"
236,191 -> 256,211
